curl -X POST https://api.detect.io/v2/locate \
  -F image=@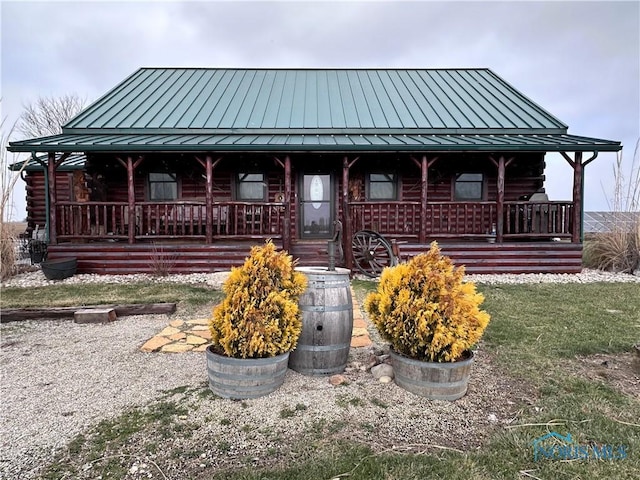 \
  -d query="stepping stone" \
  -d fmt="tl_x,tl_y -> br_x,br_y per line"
186,318 -> 209,326
187,329 -> 212,340
160,343 -> 194,353
352,327 -> 369,337
140,336 -> 172,352
74,308 -> 116,324
186,335 -> 208,345
353,318 -> 368,329
169,319 -> 185,328
351,335 -> 372,348
158,326 -> 181,336
168,332 -> 187,341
